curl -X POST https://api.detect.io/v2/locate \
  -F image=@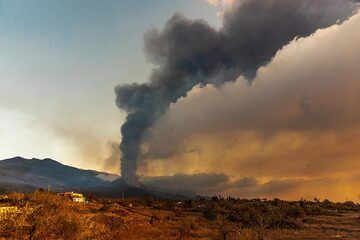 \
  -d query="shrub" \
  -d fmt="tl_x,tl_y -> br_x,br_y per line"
203,207 -> 218,221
